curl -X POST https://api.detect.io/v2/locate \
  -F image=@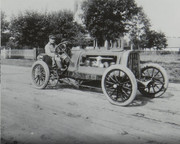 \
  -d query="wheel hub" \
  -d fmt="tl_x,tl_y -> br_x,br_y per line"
114,84 -> 119,88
